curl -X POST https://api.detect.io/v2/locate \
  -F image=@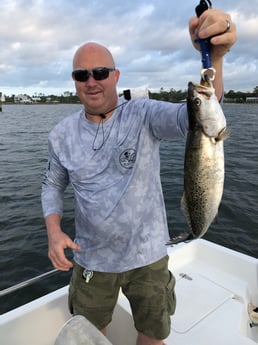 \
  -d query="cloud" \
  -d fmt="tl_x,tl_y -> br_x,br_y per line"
0,0 -> 257,95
